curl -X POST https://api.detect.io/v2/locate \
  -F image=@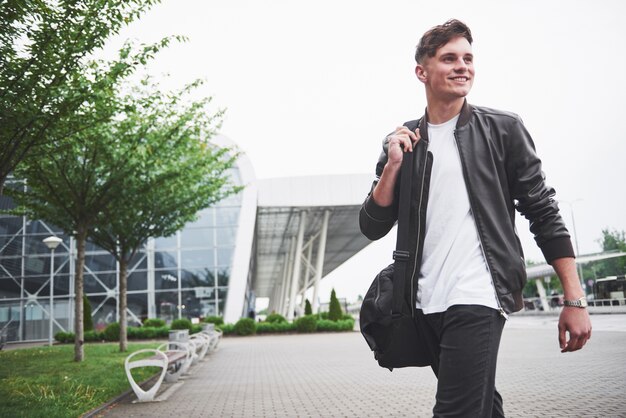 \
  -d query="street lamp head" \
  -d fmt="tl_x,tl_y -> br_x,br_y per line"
43,236 -> 63,250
